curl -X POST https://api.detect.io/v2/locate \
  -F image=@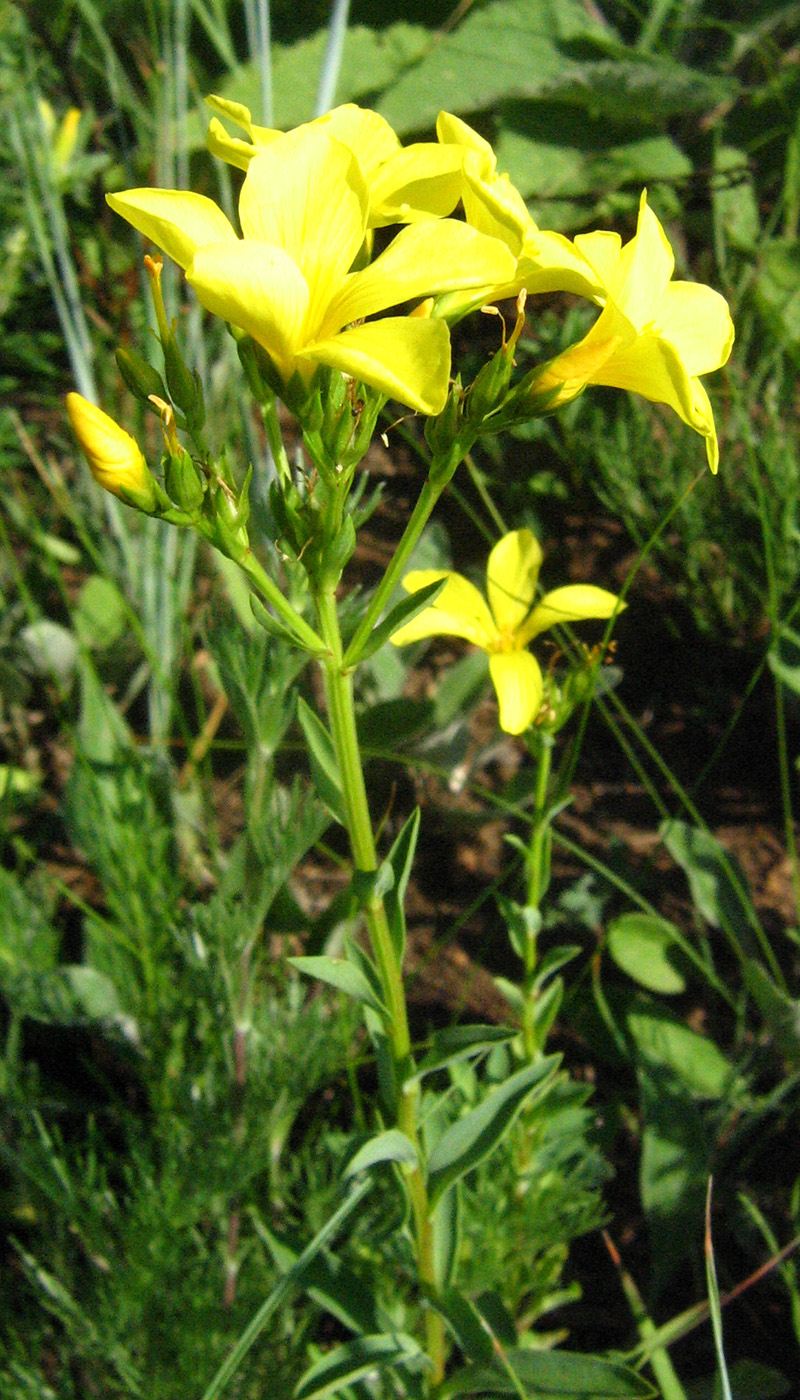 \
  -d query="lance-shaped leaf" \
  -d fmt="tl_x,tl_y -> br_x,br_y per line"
427,1056 -> 560,1207
344,1128 -> 418,1178
295,1333 -> 427,1400
384,806 -> 421,962
297,698 -> 346,826
343,576 -> 447,668
289,955 -> 389,1020
413,1024 -> 516,1083
438,1348 -> 656,1398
